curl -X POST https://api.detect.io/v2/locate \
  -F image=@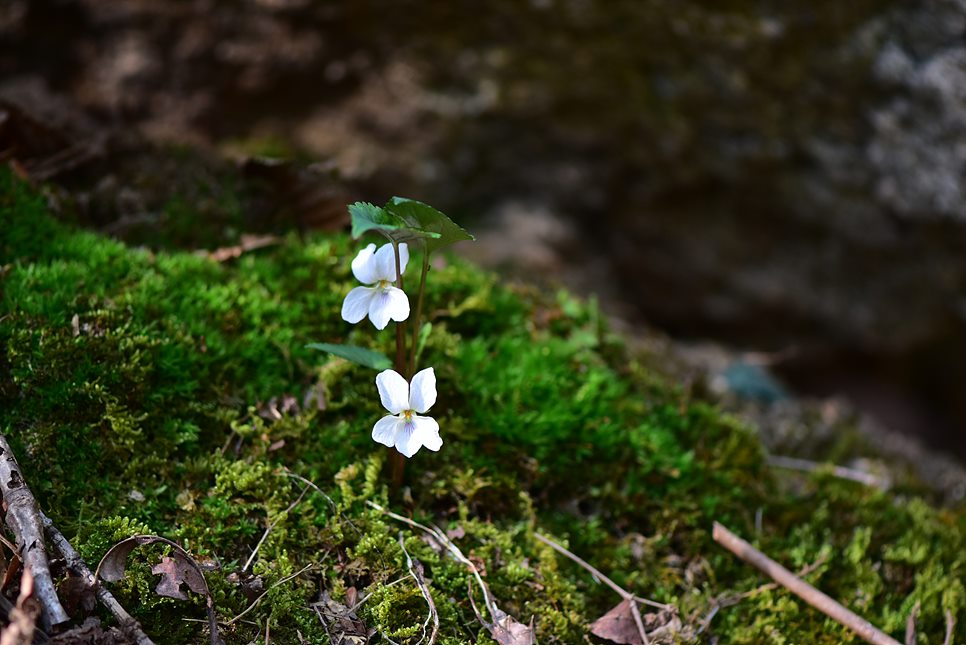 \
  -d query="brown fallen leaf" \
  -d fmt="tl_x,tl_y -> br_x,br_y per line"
1,568 -> 38,645
313,591 -> 372,645
95,535 -> 223,645
591,599 -> 640,645
467,580 -> 536,645
59,573 -> 97,616
489,607 -> 537,645
591,600 -> 685,645
151,556 -> 207,601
